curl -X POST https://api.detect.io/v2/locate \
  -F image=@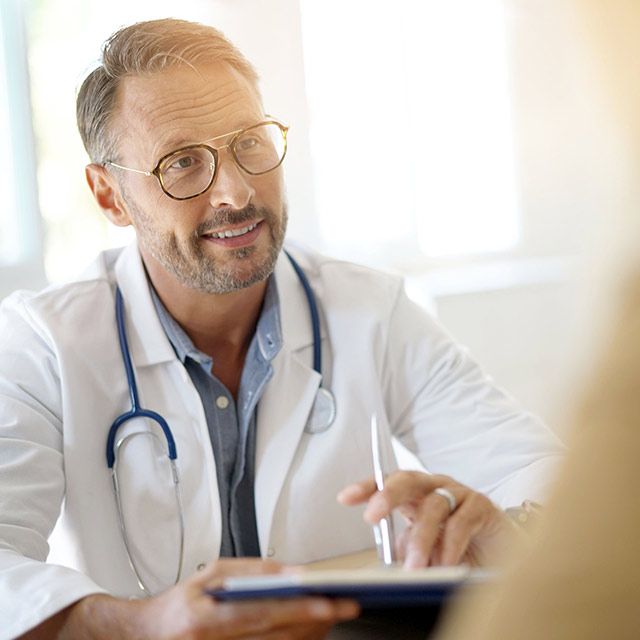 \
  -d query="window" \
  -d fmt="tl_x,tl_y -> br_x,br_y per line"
0,37 -> 19,265
300,0 -> 520,265
0,0 -> 44,295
